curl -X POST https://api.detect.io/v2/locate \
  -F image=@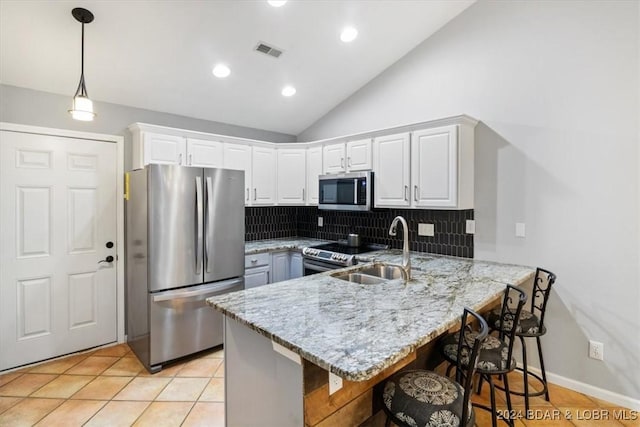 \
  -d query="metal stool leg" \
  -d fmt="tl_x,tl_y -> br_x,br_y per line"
503,373 -> 514,427
488,374 -> 498,427
536,336 -> 550,401
519,335 -> 530,417
385,416 -> 391,427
